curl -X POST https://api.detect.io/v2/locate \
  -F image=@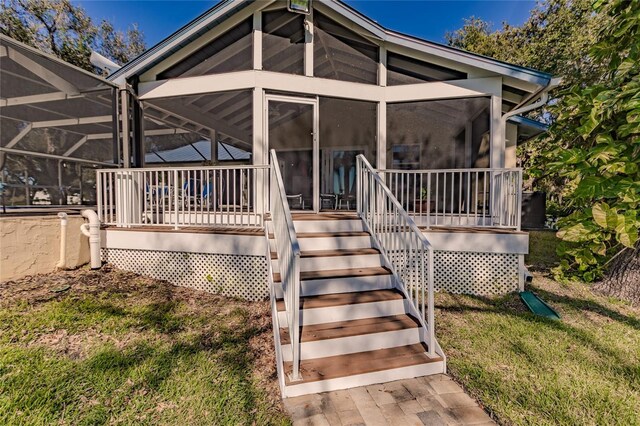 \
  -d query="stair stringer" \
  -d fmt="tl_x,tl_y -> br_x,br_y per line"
265,226 -> 288,399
